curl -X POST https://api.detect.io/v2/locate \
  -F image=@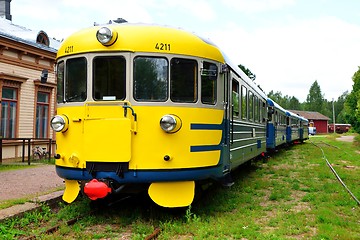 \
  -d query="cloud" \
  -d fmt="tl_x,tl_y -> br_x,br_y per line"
207,16 -> 360,101
221,0 -> 295,13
